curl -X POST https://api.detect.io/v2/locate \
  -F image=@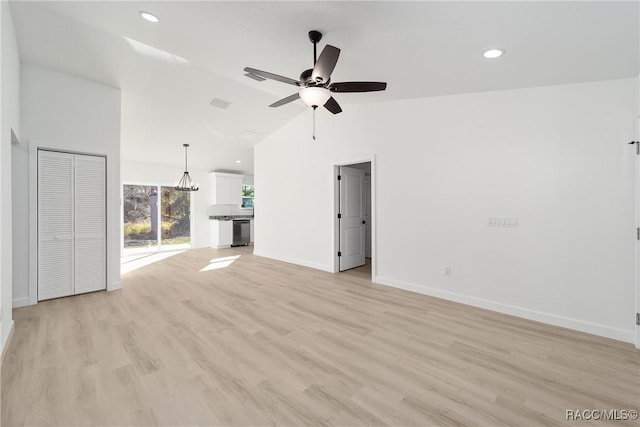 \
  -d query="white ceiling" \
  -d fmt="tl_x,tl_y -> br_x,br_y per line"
10,1 -> 639,174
